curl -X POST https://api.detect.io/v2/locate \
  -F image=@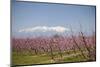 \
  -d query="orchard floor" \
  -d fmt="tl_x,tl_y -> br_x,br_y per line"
12,50 -> 92,66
